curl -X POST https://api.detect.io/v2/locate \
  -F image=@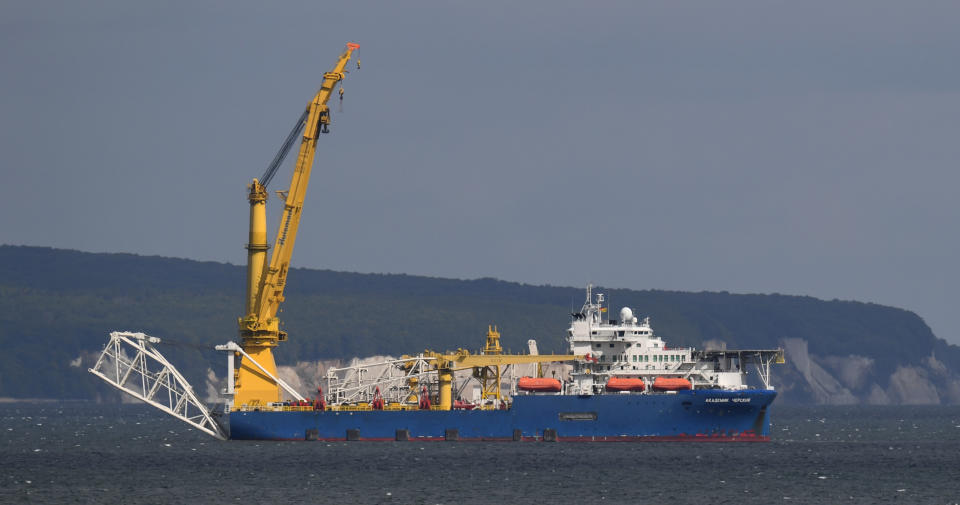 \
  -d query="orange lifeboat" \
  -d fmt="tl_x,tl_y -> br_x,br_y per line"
517,377 -> 562,392
652,377 -> 692,391
605,377 -> 646,392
